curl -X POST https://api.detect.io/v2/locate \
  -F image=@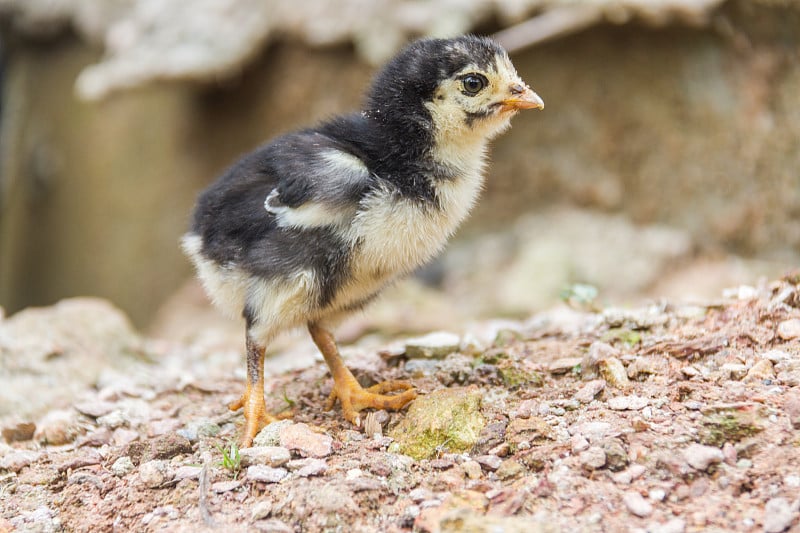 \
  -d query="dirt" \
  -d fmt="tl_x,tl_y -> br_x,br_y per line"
2,275 -> 800,532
